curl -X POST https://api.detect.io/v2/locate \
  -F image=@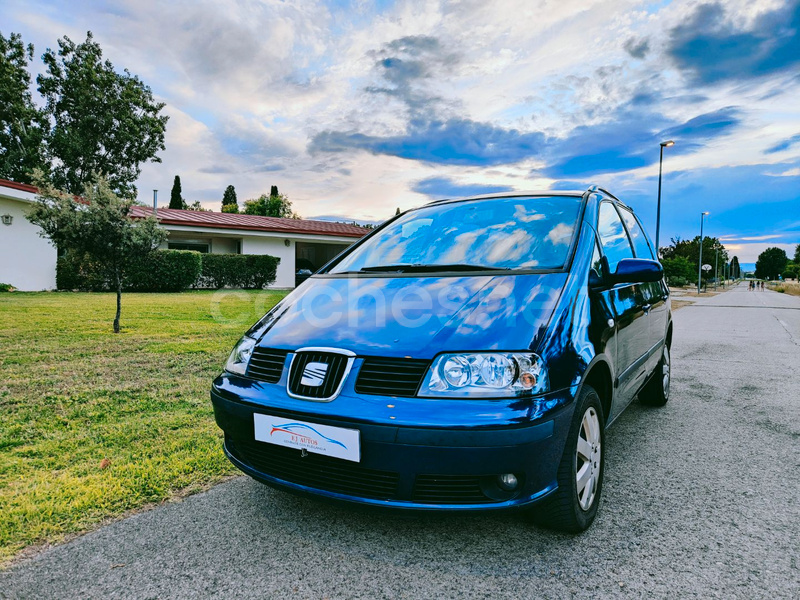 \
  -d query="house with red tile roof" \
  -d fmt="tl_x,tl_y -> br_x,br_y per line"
0,178 -> 369,290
